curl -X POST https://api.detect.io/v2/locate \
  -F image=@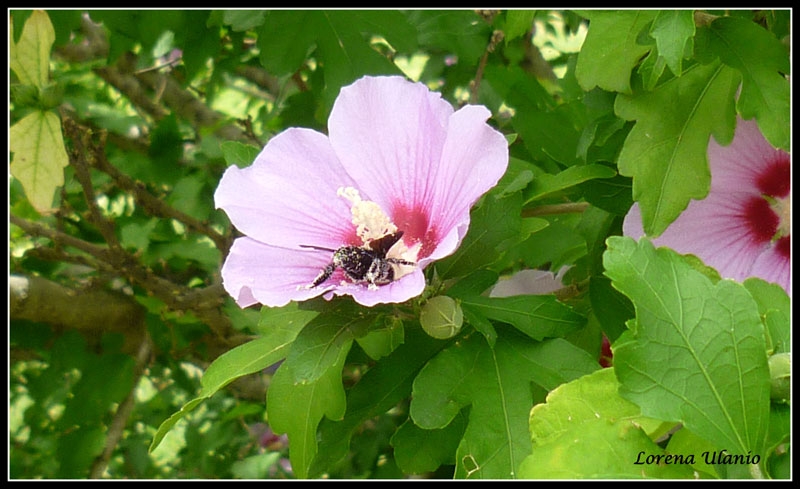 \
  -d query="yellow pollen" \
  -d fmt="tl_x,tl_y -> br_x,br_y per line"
773,192 -> 791,238
336,186 -> 420,282
338,187 -> 397,244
